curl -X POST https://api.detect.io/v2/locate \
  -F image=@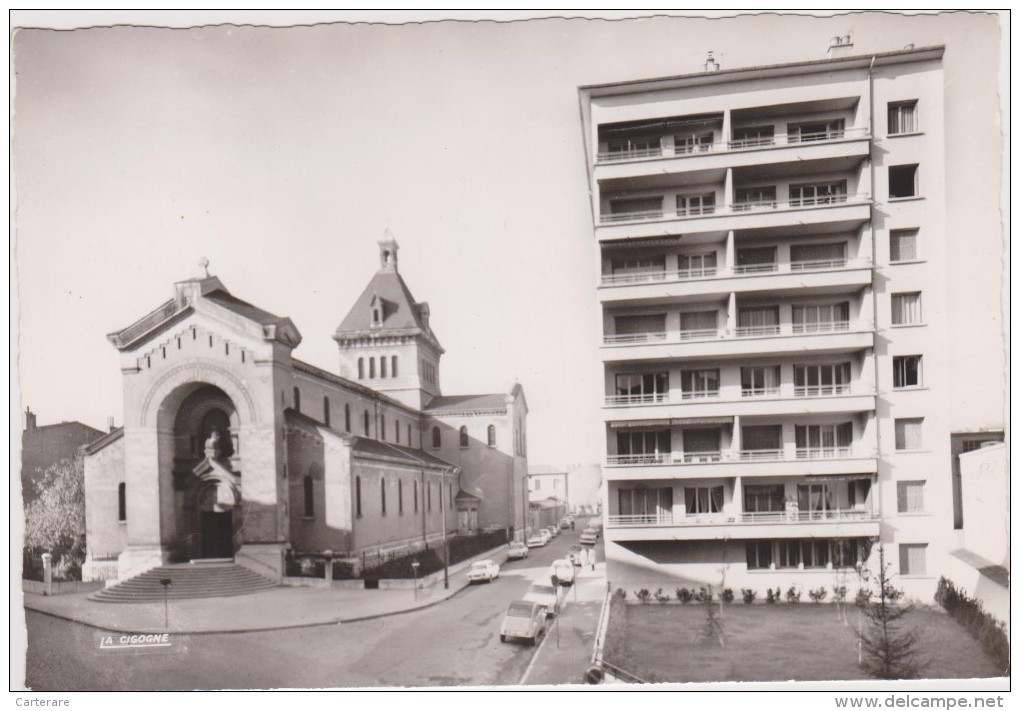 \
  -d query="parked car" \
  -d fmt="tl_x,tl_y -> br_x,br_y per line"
567,545 -> 585,566
559,518 -> 571,530
579,531 -> 598,546
500,601 -> 547,645
506,542 -> 529,560
526,534 -> 548,548
524,583 -> 560,617
550,559 -> 575,587
582,526 -> 599,540
543,526 -> 558,539
467,559 -> 500,583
